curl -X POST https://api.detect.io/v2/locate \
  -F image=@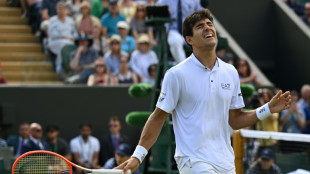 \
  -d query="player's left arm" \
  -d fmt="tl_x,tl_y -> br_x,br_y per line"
229,90 -> 291,130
